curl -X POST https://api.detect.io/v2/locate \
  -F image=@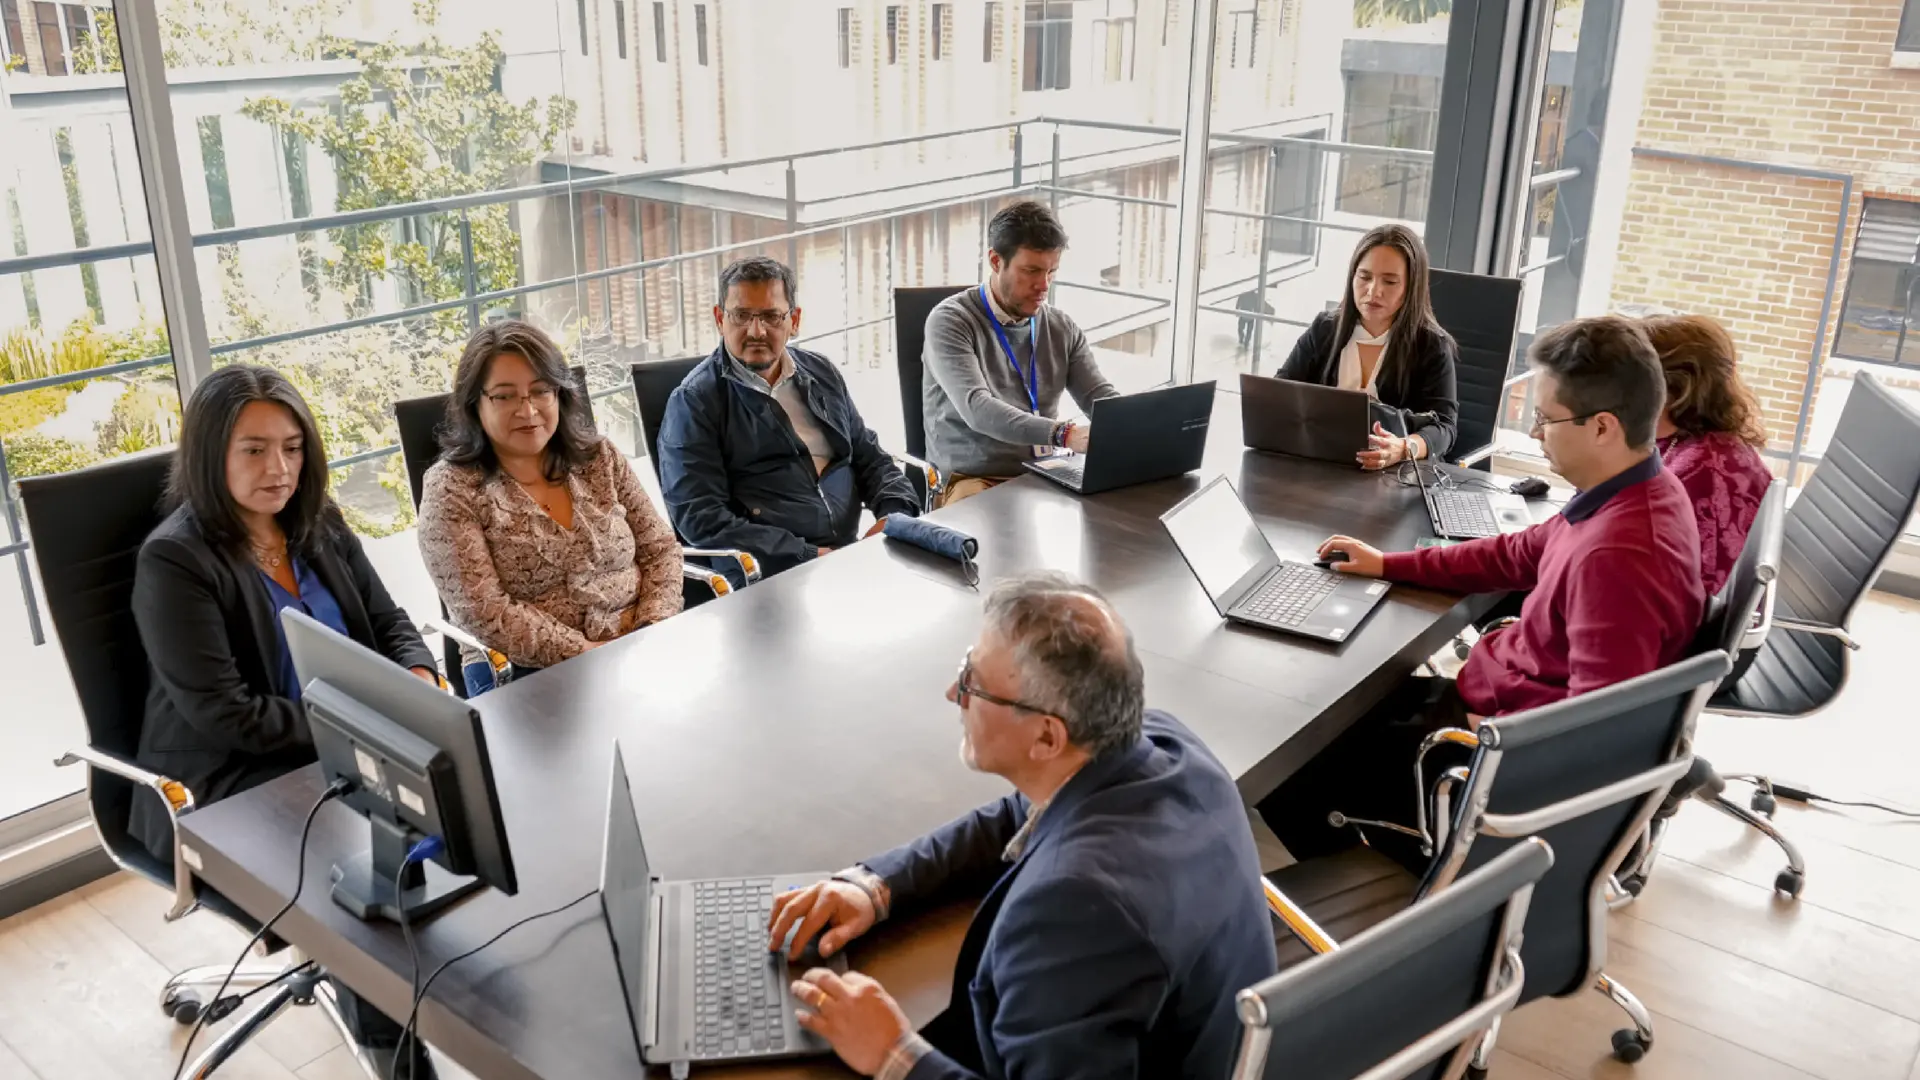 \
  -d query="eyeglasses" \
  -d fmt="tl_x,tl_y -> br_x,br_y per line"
723,308 -> 793,330
483,386 -> 558,409
1530,407 -> 1614,432
955,647 -> 1055,717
